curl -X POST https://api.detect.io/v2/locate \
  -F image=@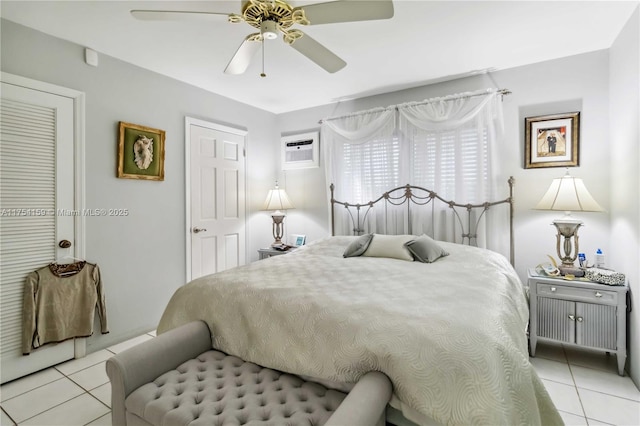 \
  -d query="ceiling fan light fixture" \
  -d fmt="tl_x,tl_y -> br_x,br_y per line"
260,20 -> 279,40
